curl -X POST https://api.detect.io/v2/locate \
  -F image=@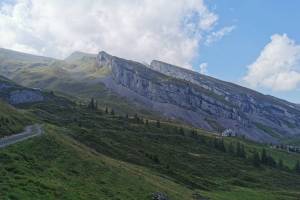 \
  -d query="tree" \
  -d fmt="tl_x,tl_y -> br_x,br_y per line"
110,109 -> 115,115
156,120 -> 160,128
295,160 -> 300,173
240,144 -> 246,158
179,127 -> 185,135
261,148 -> 268,164
105,106 -> 108,114
95,100 -> 98,110
134,114 -> 139,123
266,155 -> 277,167
219,139 -> 226,152
252,151 -> 261,167
88,98 -> 95,109
145,119 -> 149,126
278,159 -> 284,169
236,142 -> 241,157
190,129 -> 197,138
228,142 -> 235,155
